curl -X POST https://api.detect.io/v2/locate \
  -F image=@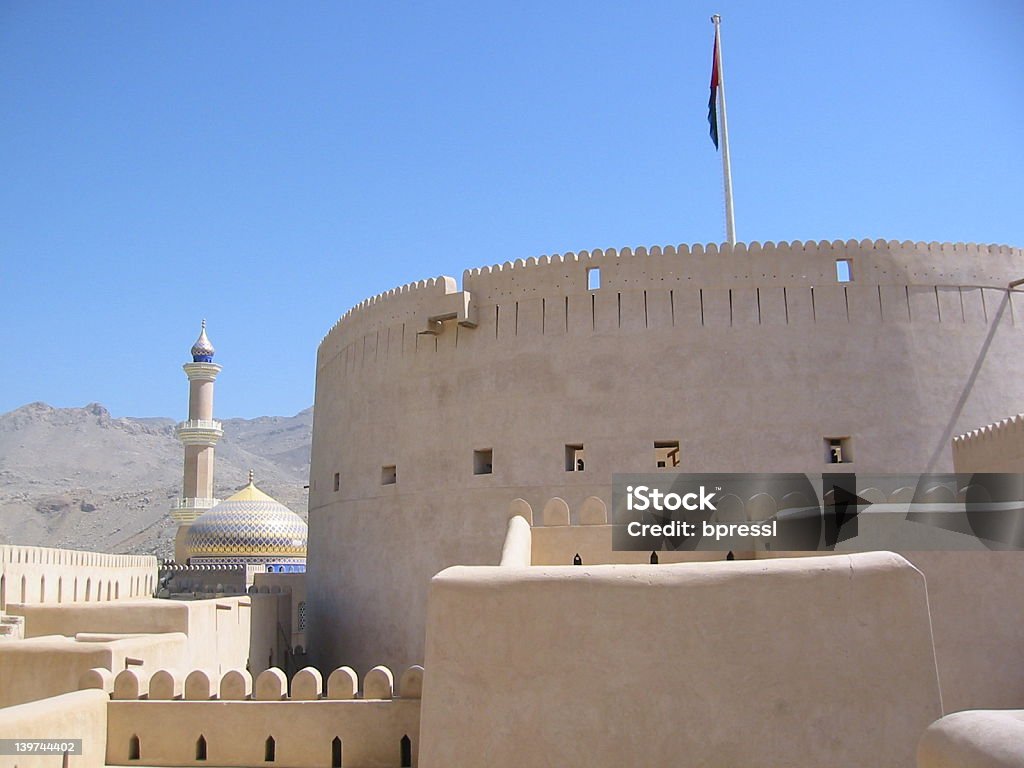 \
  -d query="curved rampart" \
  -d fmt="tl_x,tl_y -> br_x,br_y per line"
952,413 -> 1024,472
308,238 -> 1024,674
